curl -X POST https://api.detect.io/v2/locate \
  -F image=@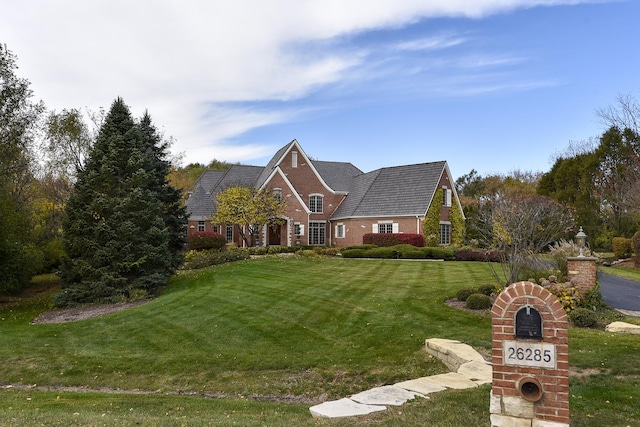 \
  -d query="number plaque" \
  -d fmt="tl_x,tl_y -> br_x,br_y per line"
503,340 -> 556,368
